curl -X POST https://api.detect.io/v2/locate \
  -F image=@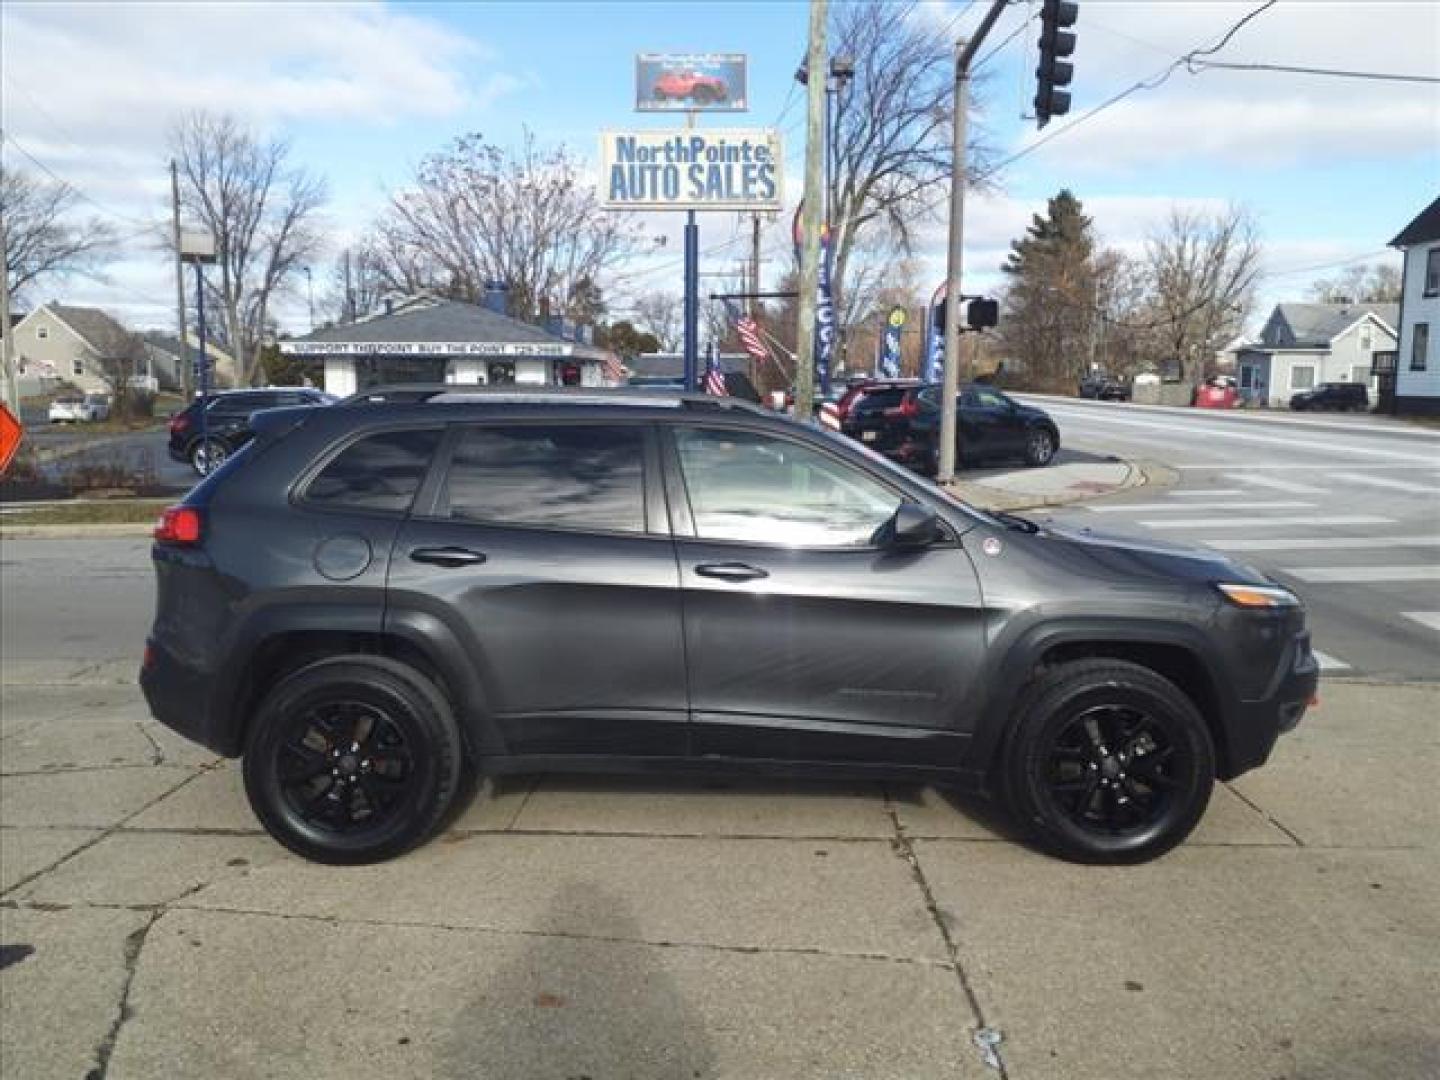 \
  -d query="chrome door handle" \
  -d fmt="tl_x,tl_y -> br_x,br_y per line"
410,546 -> 487,568
694,562 -> 768,582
